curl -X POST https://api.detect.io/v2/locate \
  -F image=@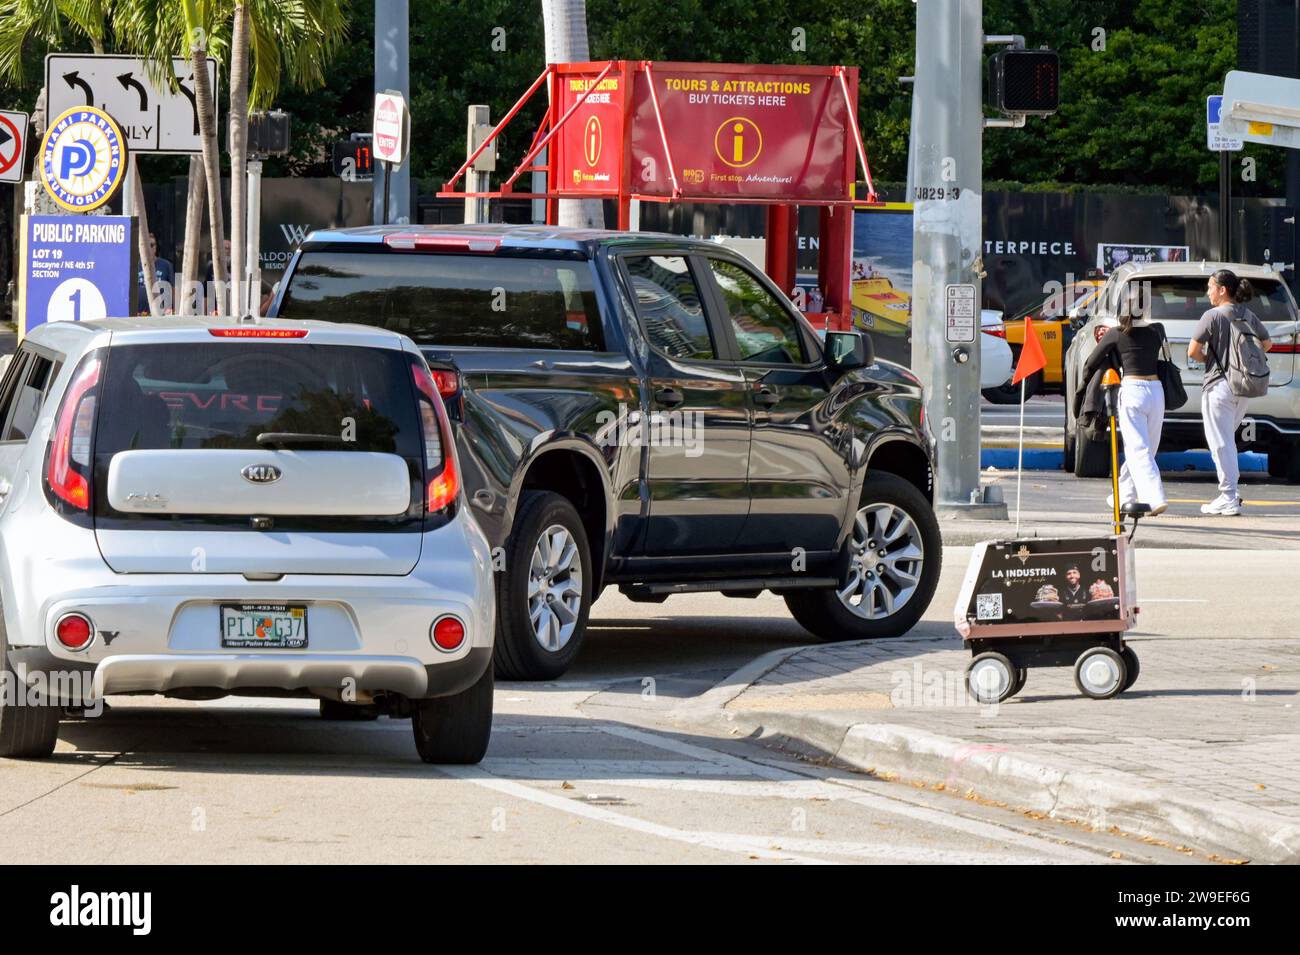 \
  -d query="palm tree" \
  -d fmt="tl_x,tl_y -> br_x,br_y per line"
541,0 -> 603,229
117,0 -> 347,315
